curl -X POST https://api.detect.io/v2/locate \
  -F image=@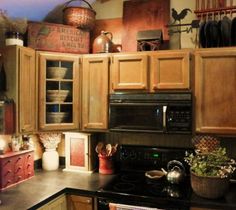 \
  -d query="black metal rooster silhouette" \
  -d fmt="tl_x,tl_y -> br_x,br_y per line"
171,8 -> 192,24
